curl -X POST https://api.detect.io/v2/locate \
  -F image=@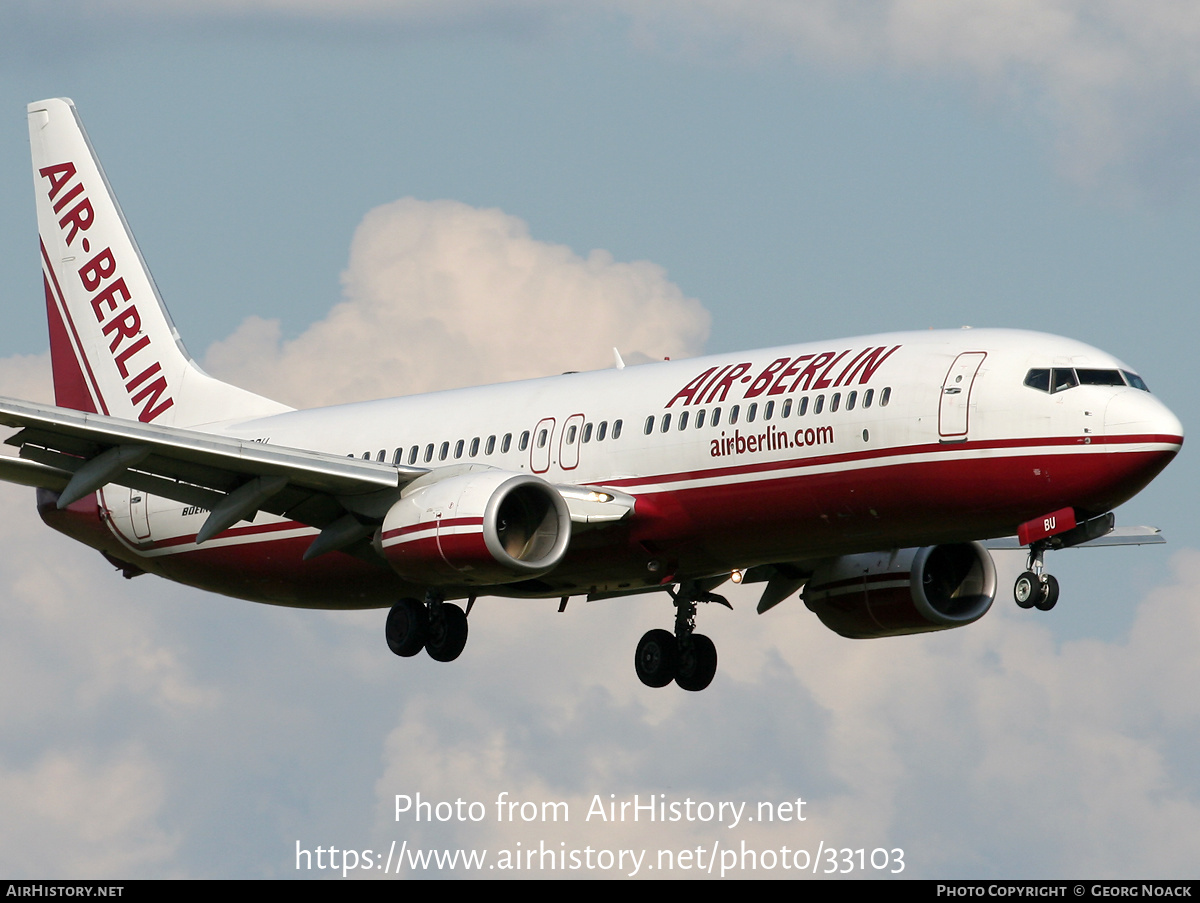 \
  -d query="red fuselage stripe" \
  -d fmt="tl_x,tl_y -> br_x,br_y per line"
604,433 -> 1182,490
